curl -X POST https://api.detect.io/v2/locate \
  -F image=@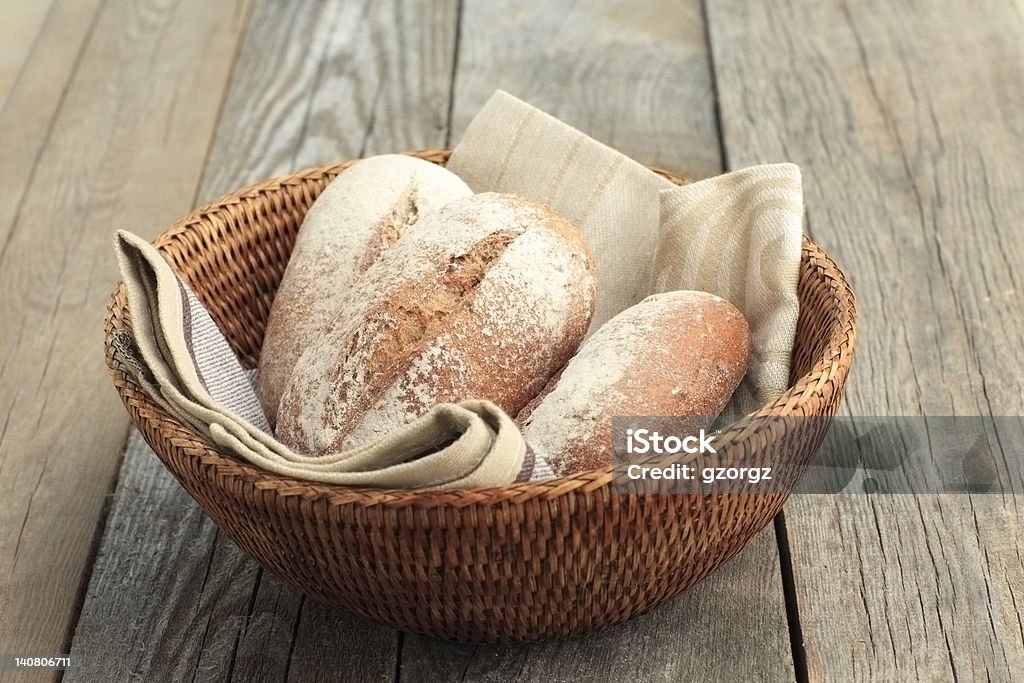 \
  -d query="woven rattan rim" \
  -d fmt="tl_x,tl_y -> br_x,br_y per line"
104,149 -> 857,508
